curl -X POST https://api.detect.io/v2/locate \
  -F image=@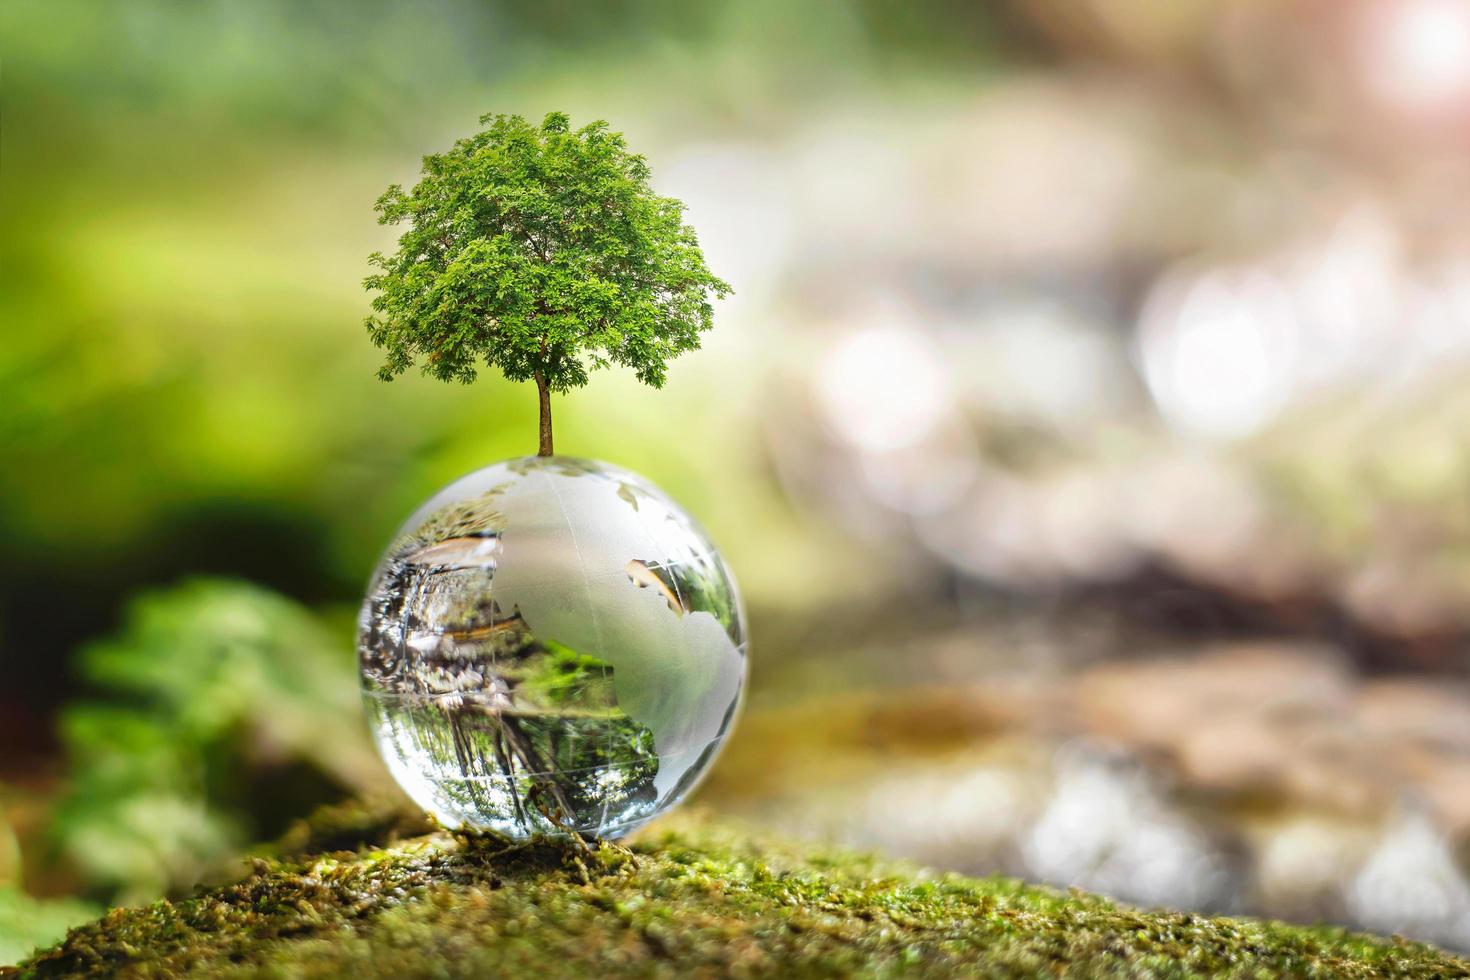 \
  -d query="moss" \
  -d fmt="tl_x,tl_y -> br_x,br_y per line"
7,802 -> 1468,979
